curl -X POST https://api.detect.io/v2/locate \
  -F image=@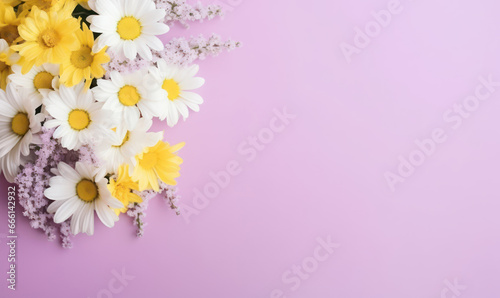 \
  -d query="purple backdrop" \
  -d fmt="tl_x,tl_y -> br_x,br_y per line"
2,0 -> 500,297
